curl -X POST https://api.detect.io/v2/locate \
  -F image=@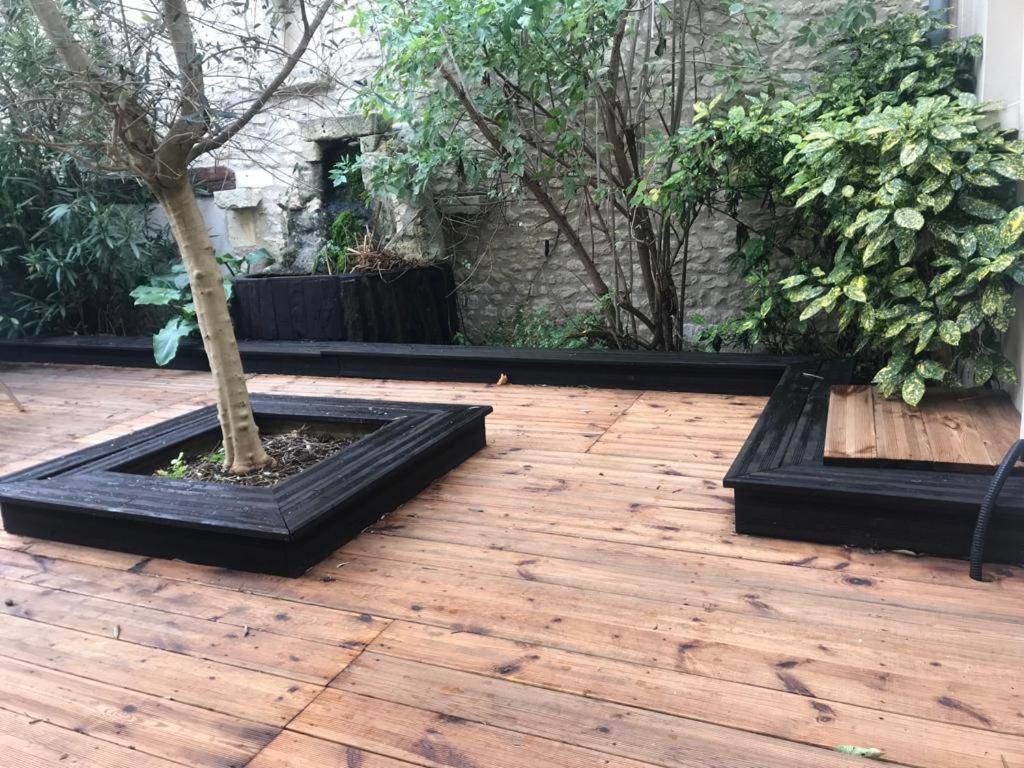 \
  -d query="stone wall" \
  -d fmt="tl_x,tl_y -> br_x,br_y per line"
201,0 -> 927,342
